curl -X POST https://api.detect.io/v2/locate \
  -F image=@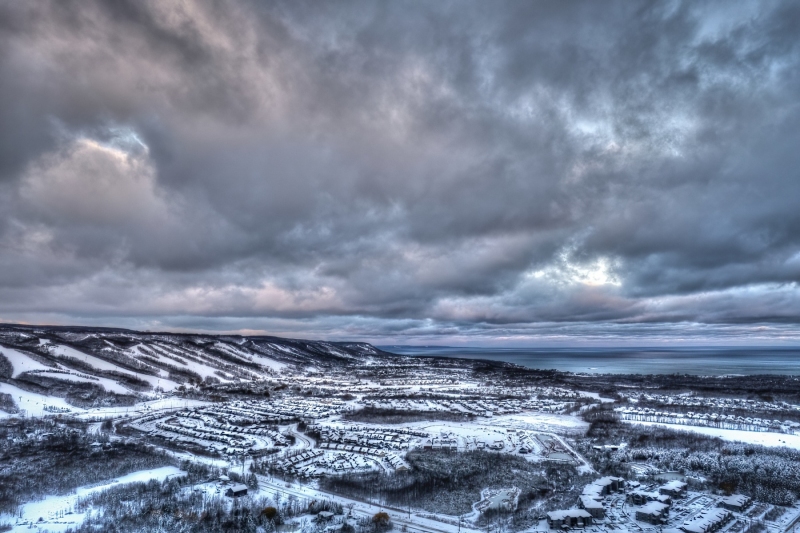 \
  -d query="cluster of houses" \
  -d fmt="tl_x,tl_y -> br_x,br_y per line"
628,480 -> 688,525
549,478 -> 692,529
718,494 -> 752,513
623,394 -> 800,416
315,425 -> 423,451
276,449 -> 326,476
151,419 -> 256,455
676,508 -> 733,533
360,396 -> 572,418
318,441 -> 407,468
422,436 -> 460,451
131,406 -> 294,457
184,413 -> 290,446
275,447 -> 408,477
550,477 -> 756,532
211,398 -> 347,423
618,408 -> 800,434
377,378 -> 460,386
